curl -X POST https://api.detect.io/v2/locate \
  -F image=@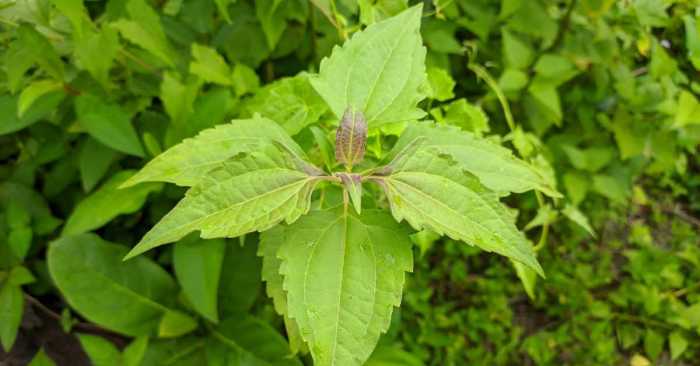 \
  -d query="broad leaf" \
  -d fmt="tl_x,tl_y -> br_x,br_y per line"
277,209 -> 413,366
374,149 -> 543,275
79,137 -> 120,192
0,93 -> 66,136
48,234 -> 181,336
62,170 -> 161,236
0,284 -> 23,351
241,74 -> 327,136
122,117 -> 308,187
75,94 -> 145,157
388,122 -> 560,197
310,5 -> 427,126
209,316 -> 302,366
124,145 -> 320,259
173,235 -> 226,322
